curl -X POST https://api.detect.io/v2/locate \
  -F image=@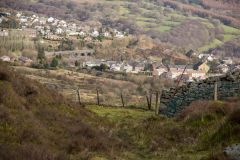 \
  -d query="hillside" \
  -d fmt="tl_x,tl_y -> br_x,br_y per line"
0,61 -> 239,160
0,60 -> 114,160
1,0 -> 240,56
